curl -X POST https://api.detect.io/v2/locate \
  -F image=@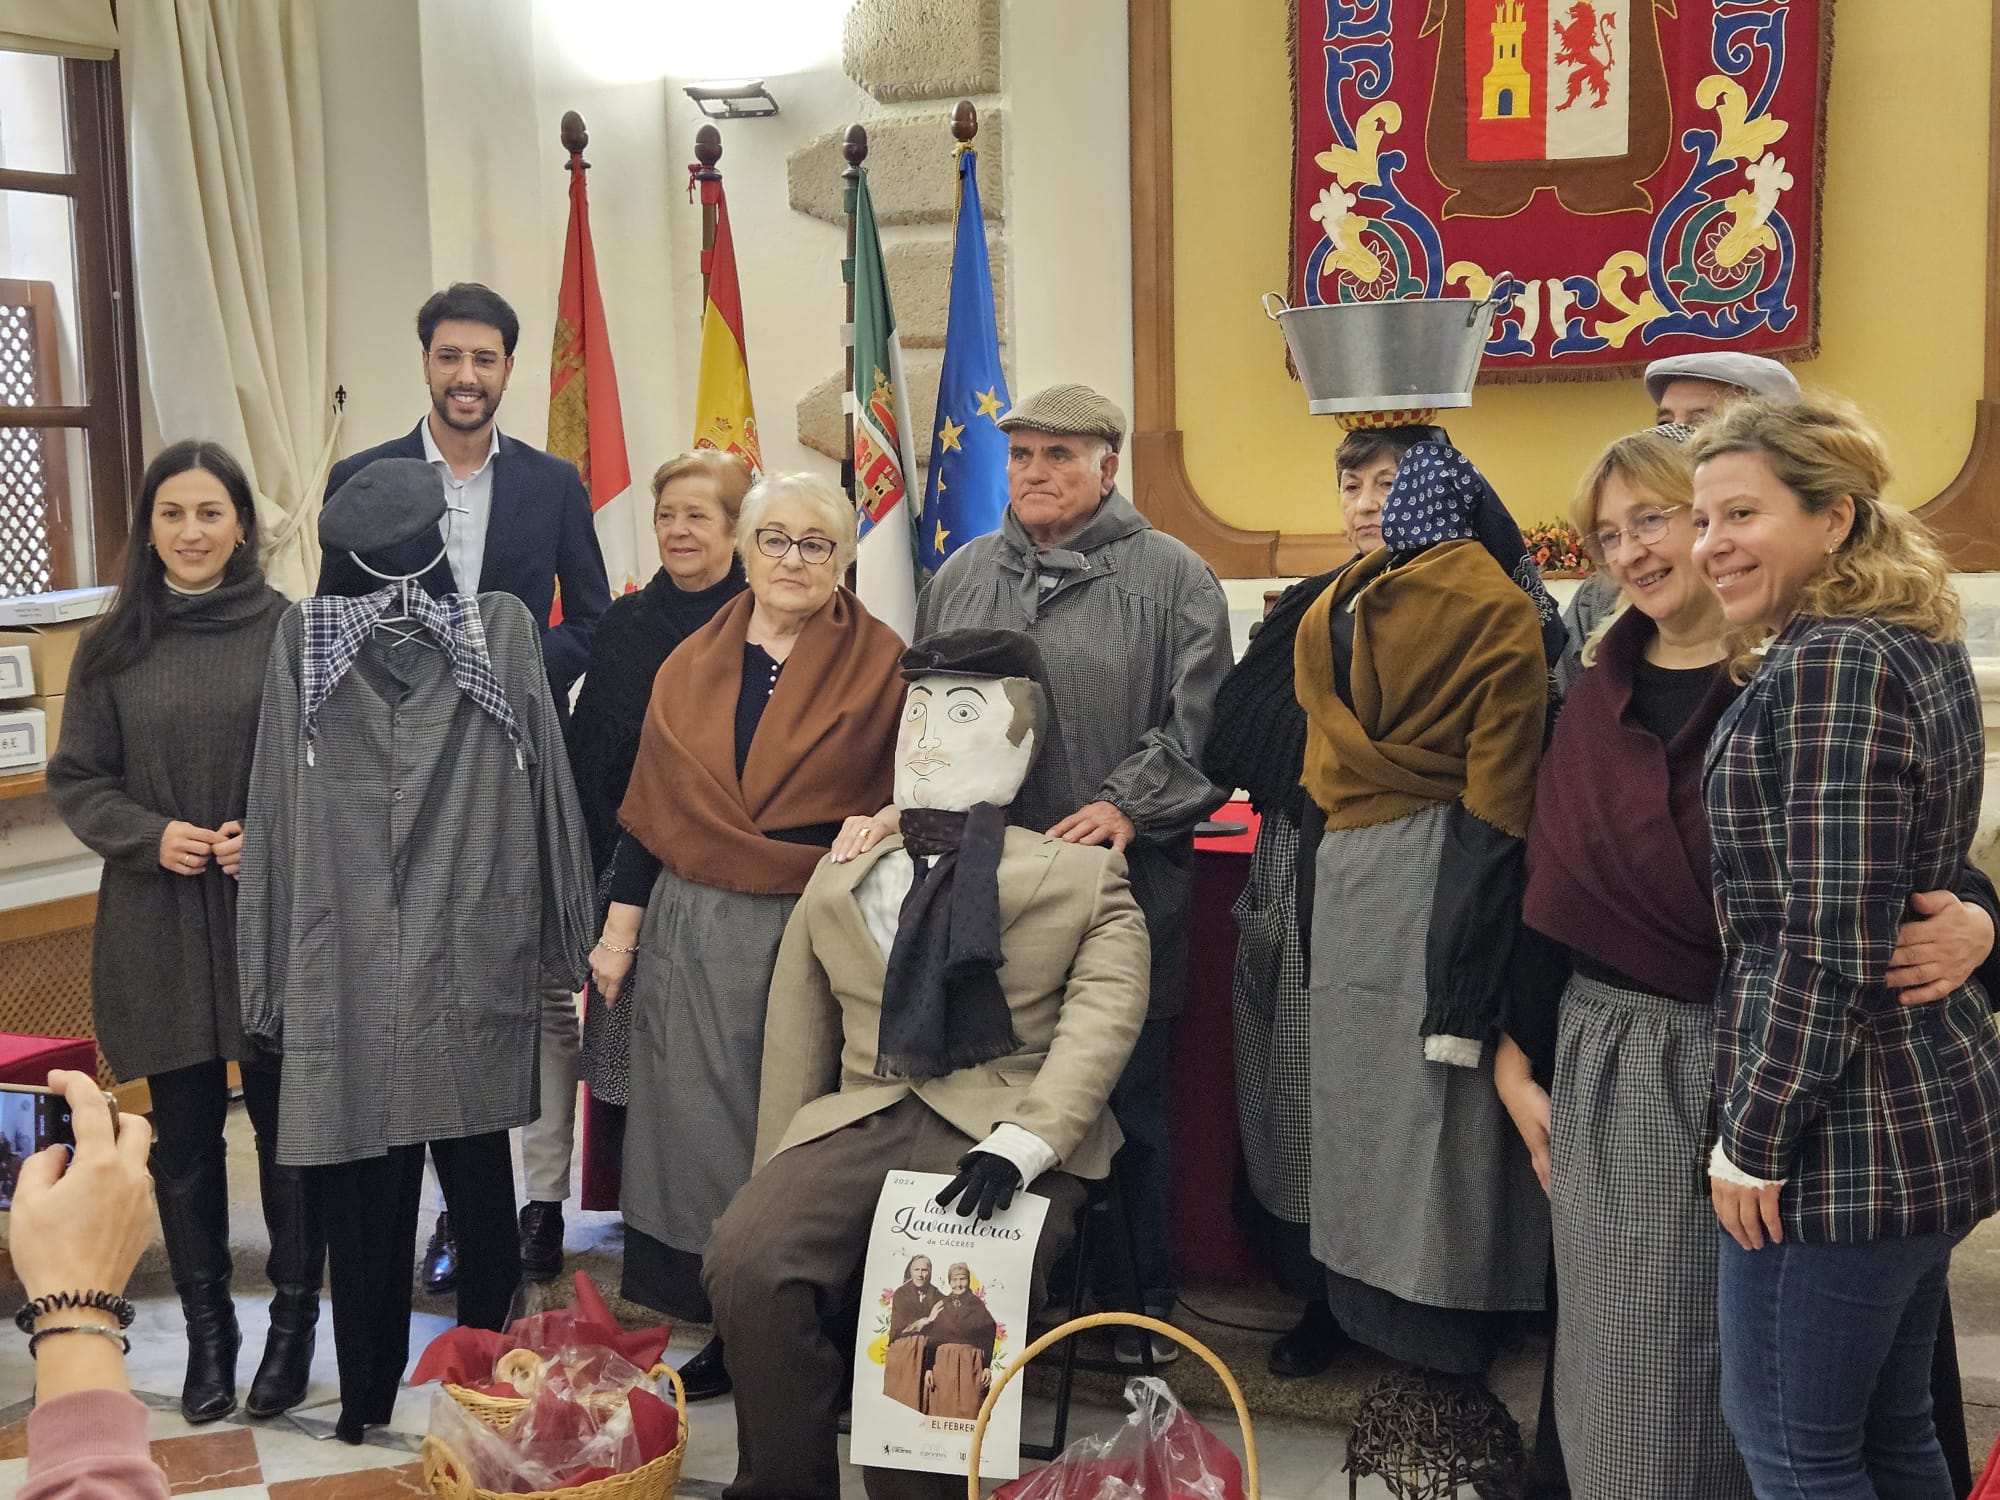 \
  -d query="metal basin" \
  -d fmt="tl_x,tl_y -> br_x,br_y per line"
1263,293 -> 1504,415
